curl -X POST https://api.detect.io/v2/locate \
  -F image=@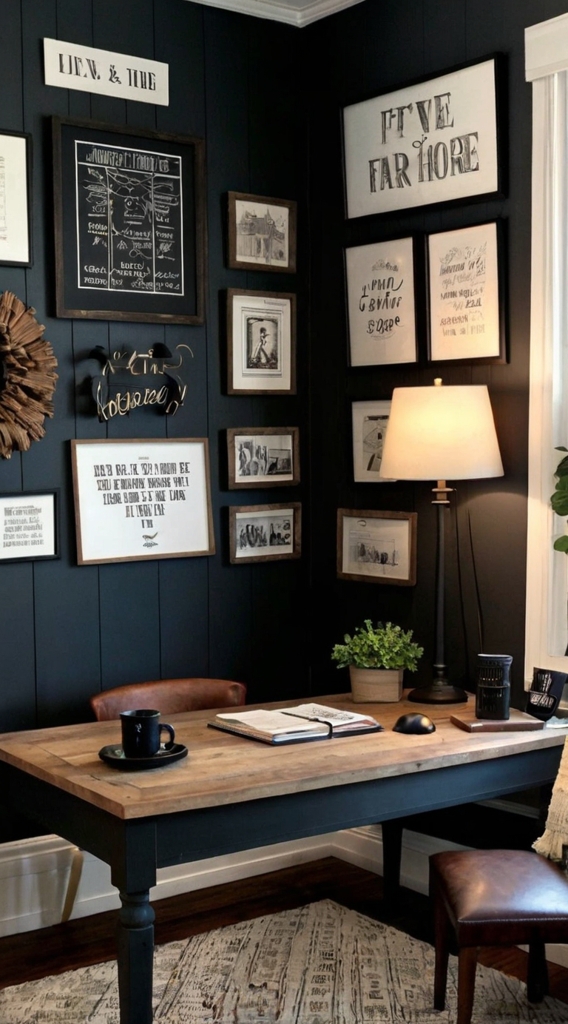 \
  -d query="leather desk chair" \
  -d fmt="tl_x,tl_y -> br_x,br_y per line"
61,677 -> 247,923
429,735 -> 568,1024
89,676 -> 247,720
